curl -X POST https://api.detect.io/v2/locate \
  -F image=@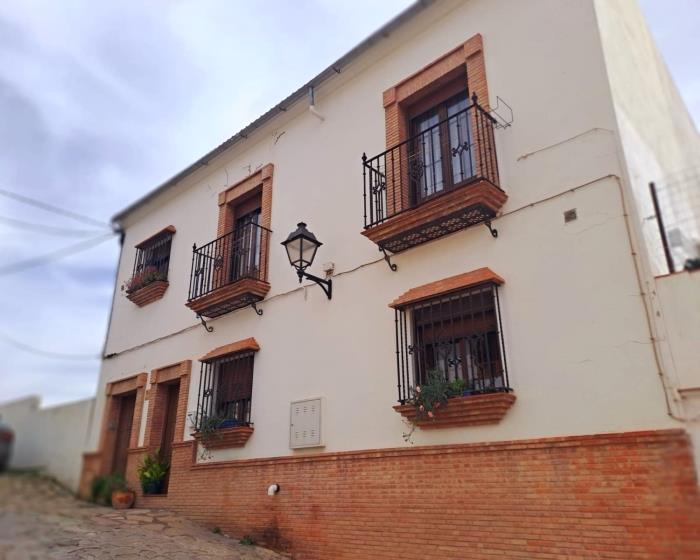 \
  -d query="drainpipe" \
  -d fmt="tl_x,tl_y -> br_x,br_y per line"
308,86 -> 325,122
